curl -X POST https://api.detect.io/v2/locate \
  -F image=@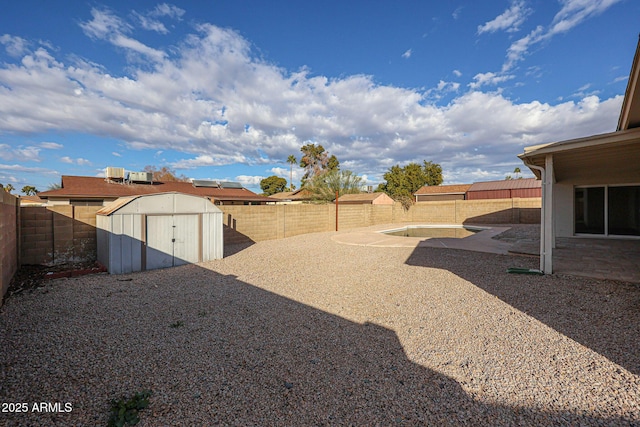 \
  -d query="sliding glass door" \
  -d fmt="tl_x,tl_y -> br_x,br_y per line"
575,185 -> 640,236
